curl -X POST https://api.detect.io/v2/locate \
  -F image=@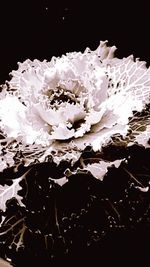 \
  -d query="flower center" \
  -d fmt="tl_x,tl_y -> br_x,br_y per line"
48,86 -> 77,107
